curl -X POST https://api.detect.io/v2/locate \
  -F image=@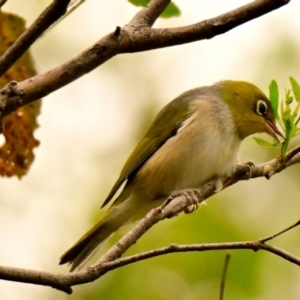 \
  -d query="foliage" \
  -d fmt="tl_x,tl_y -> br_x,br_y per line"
253,78 -> 300,158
